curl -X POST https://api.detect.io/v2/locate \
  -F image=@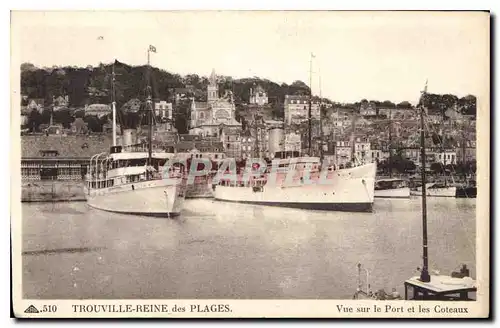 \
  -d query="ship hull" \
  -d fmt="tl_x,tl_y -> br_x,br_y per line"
212,198 -> 373,212
375,187 -> 411,199
84,179 -> 185,217
214,163 -> 376,213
